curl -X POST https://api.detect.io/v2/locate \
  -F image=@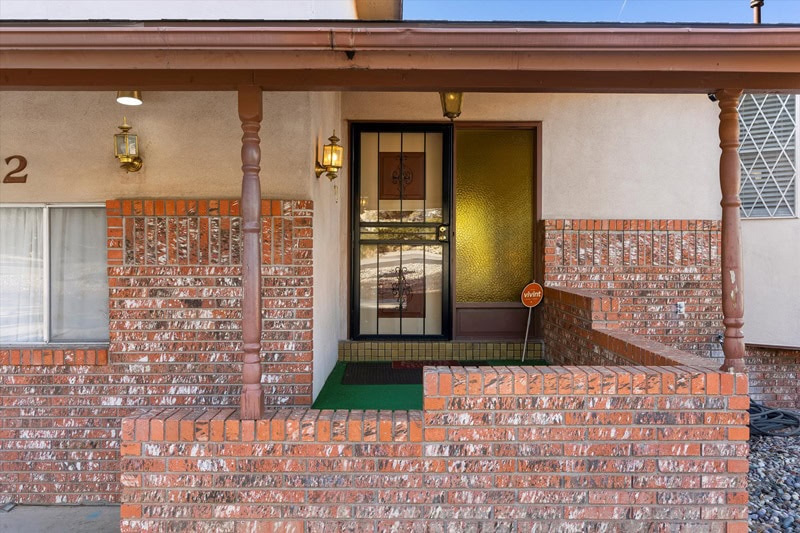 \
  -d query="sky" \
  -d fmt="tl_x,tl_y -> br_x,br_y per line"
403,0 -> 800,24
